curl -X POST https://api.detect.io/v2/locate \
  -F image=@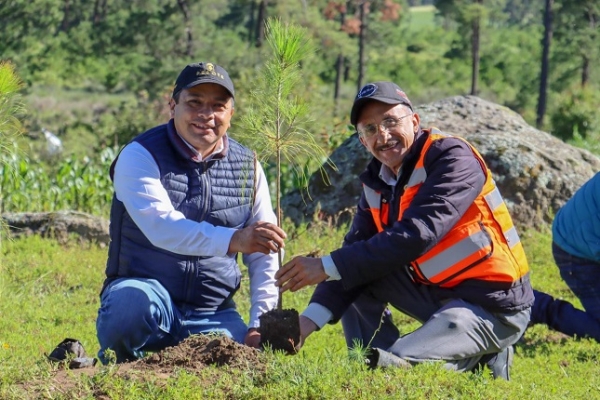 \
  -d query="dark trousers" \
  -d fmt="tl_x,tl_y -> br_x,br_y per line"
530,242 -> 600,341
340,268 -> 530,372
